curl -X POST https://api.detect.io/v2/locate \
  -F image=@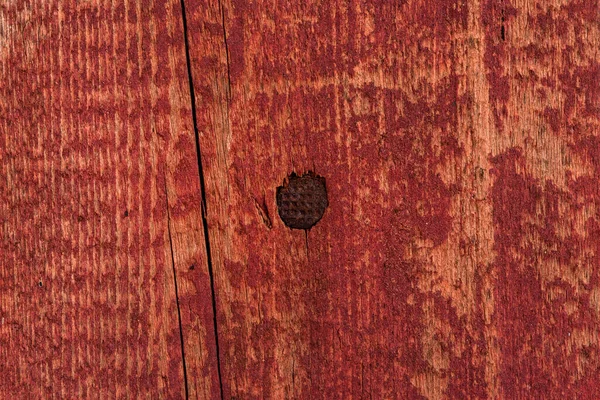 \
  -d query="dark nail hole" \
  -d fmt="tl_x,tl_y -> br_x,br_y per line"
124,210 -> 129,217
276,171 -> 328,230
38,281 -> 43,287
189,264 -> 195,270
